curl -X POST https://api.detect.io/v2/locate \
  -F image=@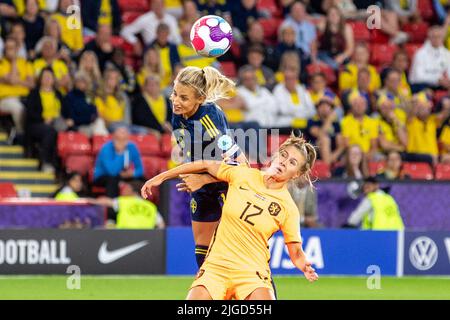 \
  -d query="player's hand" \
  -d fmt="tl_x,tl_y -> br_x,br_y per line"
176,174 -> 207,193
141,177 -> 162,199
300,261 -> 319,283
